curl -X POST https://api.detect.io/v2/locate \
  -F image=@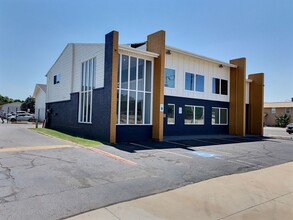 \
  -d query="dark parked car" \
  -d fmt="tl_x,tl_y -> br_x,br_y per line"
286,123 -> 293,134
